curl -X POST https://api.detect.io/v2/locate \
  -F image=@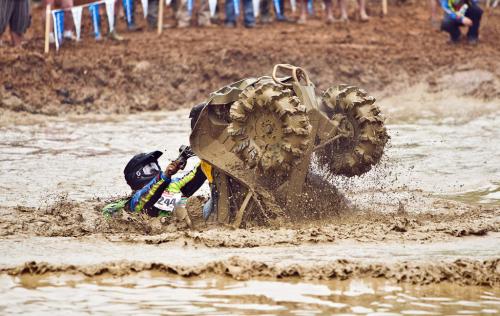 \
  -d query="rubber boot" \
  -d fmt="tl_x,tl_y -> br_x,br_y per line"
108,15 -> 124,41
174,205 -> 193,228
